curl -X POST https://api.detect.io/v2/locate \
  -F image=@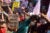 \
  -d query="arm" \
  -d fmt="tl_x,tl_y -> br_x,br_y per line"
0,6 -> 8,17
23,11 -> 30,16
8,6 -> 13,14
3,11 -> 8,17
0,13 -> 5,22
0,6 -> 4,21
41,13 -> 50,23
2,13 -> 4,21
